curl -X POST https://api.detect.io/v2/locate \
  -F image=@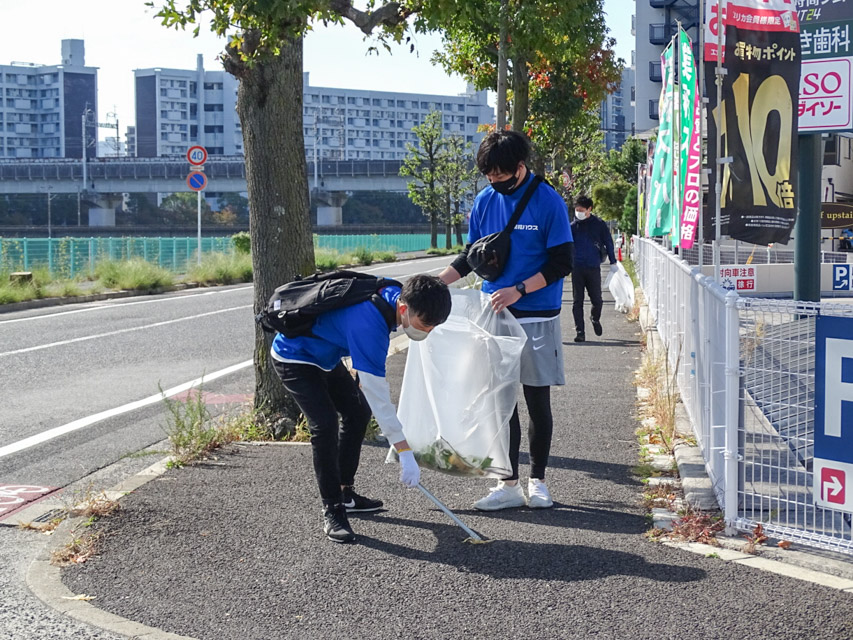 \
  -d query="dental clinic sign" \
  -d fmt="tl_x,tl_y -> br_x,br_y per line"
814,315 -> 853,512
